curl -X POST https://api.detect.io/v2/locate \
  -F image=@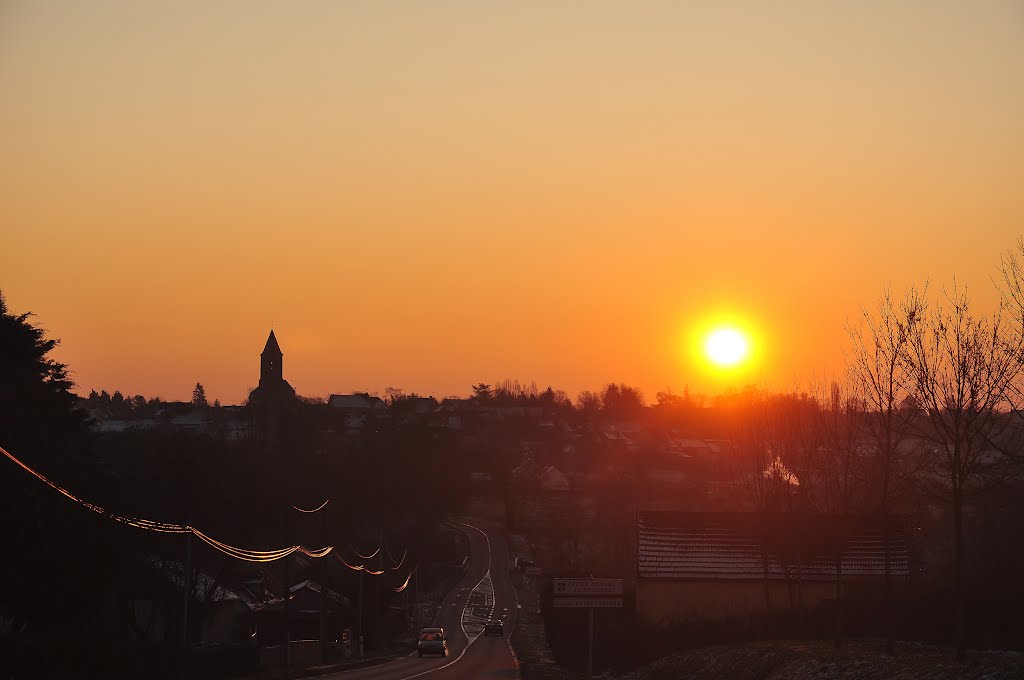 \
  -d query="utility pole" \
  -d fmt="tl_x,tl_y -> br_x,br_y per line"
284,509 -> 292,675
357,570 -> 364,658
280,433 -> 293,676
180,446 -> 191,680
375,527 -> 384,652
412,567 -> 419,629
182,531 -> 191,680
278,493 -> 292,676
319,509 -> 328,664
587,607 -> 594,679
